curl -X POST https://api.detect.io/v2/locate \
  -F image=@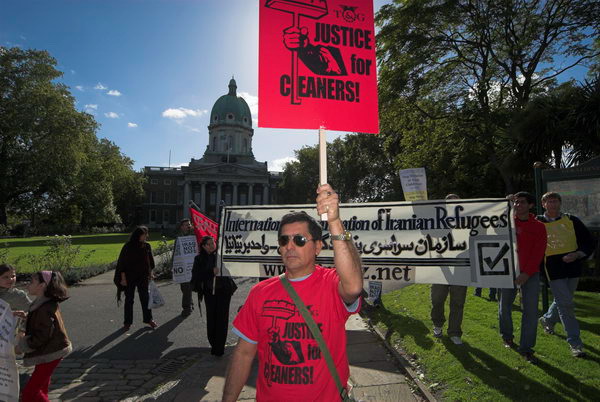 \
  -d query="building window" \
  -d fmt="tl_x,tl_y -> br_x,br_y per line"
255,193 -> 262,205
213,115 -> 218,122
151,179 -> 158,185
227,113 -> 234,120
209,191 -> 216,205
243,138 -> 248,152
163,210 -> 170,223
164,192 -> 169,203
164,179 -> 171,185
240,193 -> 247,205
150,209 -> 156,222
150,192 -> 157,203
